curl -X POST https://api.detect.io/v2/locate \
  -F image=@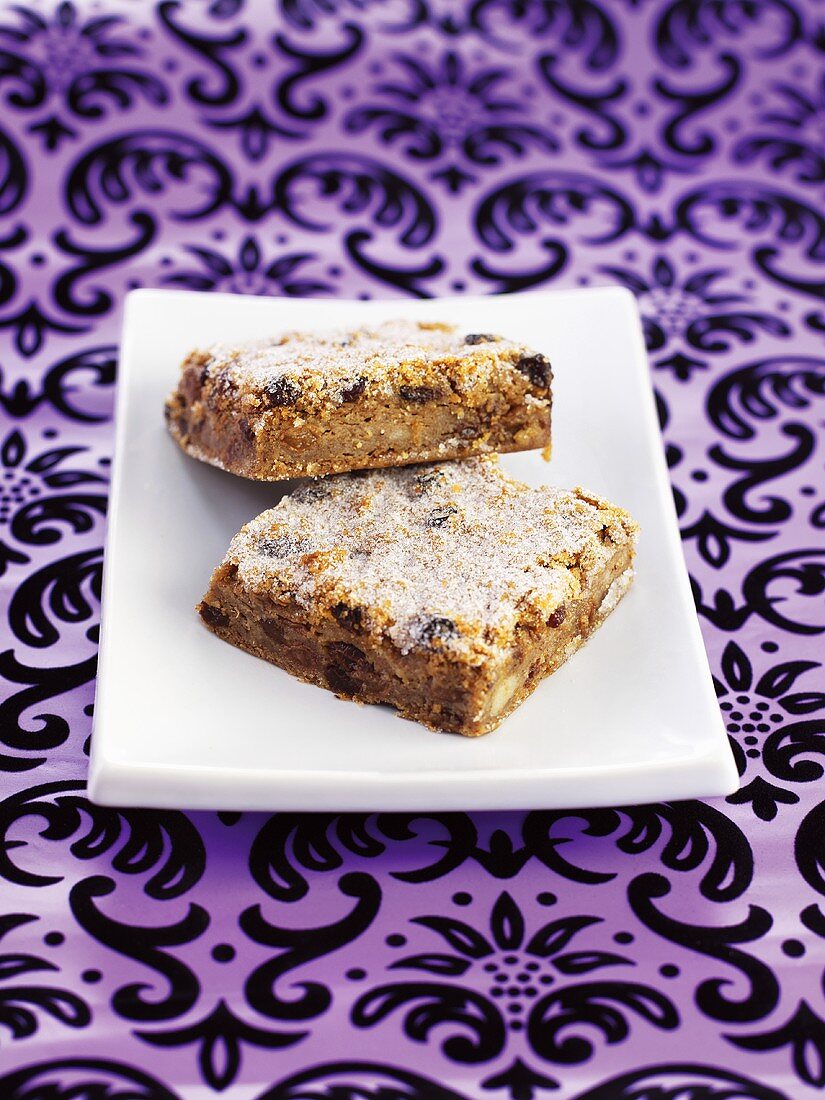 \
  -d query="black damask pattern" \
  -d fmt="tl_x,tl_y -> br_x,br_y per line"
0,0 -> 822,1093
